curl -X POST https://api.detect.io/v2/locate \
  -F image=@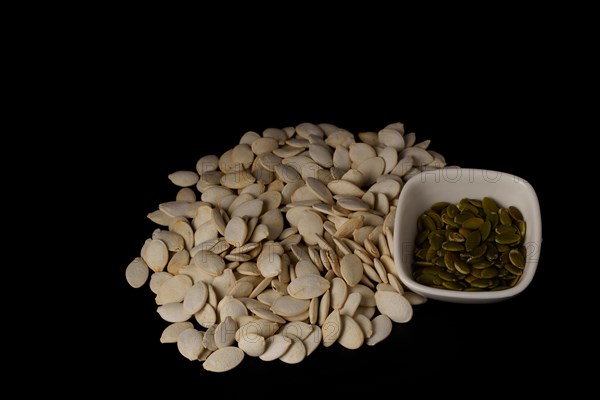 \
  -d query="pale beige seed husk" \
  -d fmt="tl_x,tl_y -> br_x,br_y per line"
349,284 -> 376,307
196,154 -> 219,174
237,333 -> 266,357
322,309 -> 342,347
144,239 -> 169,272
232,143 -> 255,167
309,297 -> 319,325
278,338 -> 306,364
257,289 -> 282,306
339,292 -> 362,317
258,190 -> 282,210
203,325 -> 218,351
400,147 -> 433,166
337,197 -> 370,212
309,143 -> 333,168
327,180 -> 365,197
374,291 -> 413,323
358,132 -> 379,147
183,281 -> 208,314
349,143 -> 377,165
221,170 -> 256,189
176,187 -> 197,202
153,229 -> 184,252
287,274 -> 331,300
387,273 -> 404,294
251,137 -> 279,156
390,156 -> 413,177
147,209 -> 173,226
367,314 -> 393,346
340,254 -> 363,287
353,314 -> 373,339
168,170 -> 200,187
306,177 -> 334,205
330,277 -> 348,310
378,128 -> 405,151
218,296 -> 248,321
368,179 -> 401,200
277,321 -> 313,341
270,296 -> 310,317
192,250 -> 225,276
341,169 -> 366,187
259,334 -> 292,361
203,346 -> 245,372
157,302 -> 192,323
363,263 -> 382,283
302,325 -> 322,356
125,257 -> 149,288
376,283 -> 396,292
357,156 -> 385,186
212,269 -> 236,300
260,208 -> 284,240
318,290 -> 331,326
177,328 -> 204,361
378,146 -> 398,174
295,260 -> 320,277
227,281 -> 253,298
201,186 -> 234,206
224,216 -> 248,247
256,251 -> 282,278
149,271 -> 173,294
195,303 -> 217,328
355,306 -> 376,320
338,315 -> 364,350
403,291 -> 428,305
194,221 -> 219,246
156,274 -> 193,305
160,322 -> 194,343
231,199 -> 264,218
235,318 -> 280,341
333,144 -> 351,168
214,317 -> 238,348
